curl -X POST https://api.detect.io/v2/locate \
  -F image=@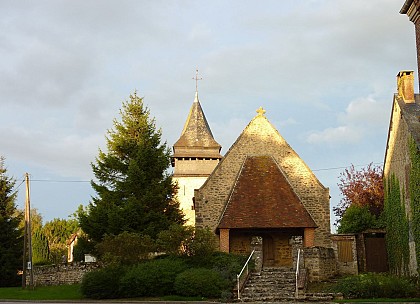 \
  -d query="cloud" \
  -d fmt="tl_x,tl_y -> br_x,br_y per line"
307,126 -> 362,144
306,95 -> 390,145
